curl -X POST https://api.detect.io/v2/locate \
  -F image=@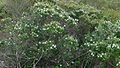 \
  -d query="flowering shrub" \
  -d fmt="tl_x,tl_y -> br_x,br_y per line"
6,2 -> 80,68
1,1 -> 120,68
84,21 -> 120,67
